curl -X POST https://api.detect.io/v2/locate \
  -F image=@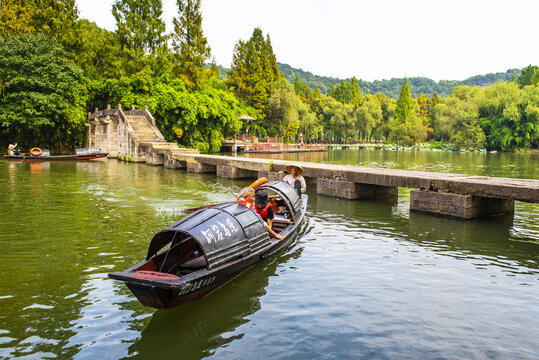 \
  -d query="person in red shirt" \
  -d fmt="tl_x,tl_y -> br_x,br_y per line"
254,191 -> 284,241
